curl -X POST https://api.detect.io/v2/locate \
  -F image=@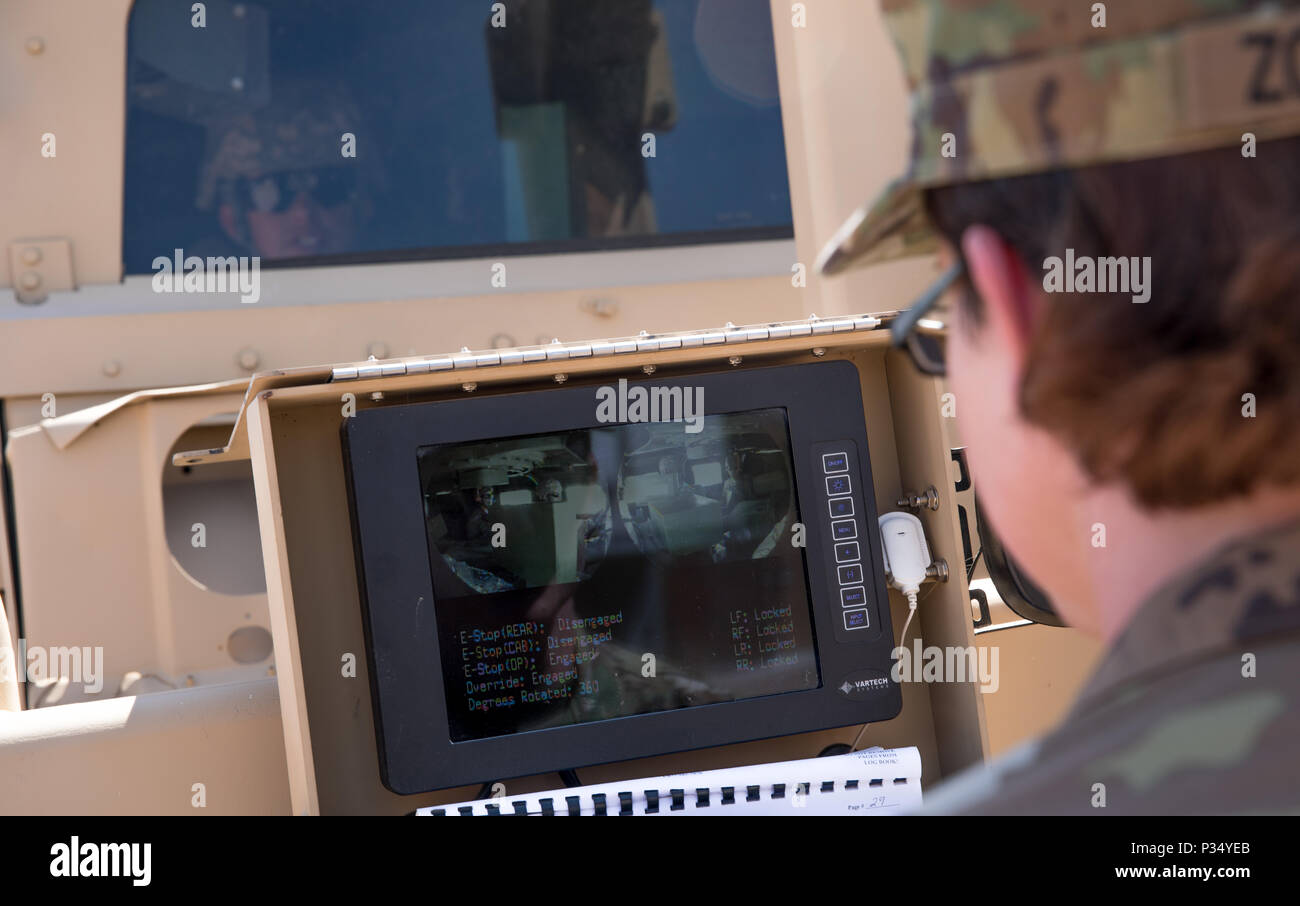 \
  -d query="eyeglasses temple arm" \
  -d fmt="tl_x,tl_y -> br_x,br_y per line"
889,260 -> 964,347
